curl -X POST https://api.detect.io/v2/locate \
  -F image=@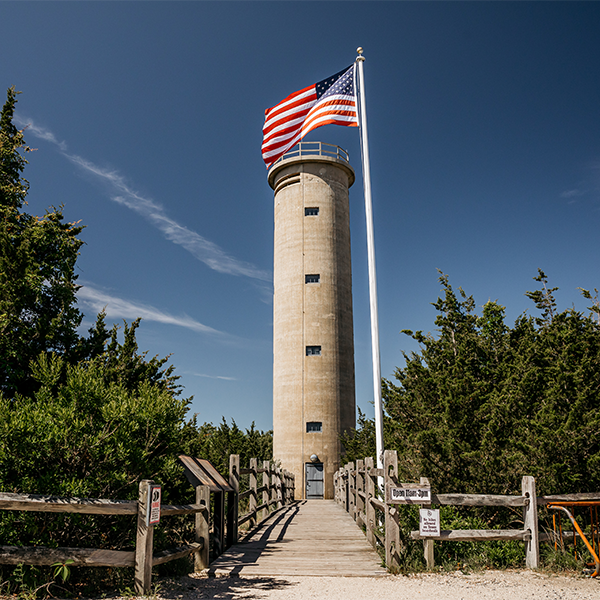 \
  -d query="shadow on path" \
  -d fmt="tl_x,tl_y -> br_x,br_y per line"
151,574 -> 297,600
206,503 -> 302,576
